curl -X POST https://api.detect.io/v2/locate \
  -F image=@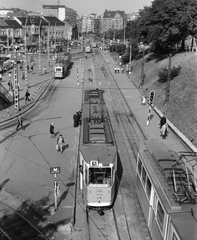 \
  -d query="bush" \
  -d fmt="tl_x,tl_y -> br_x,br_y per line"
158,65 -> 181,83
